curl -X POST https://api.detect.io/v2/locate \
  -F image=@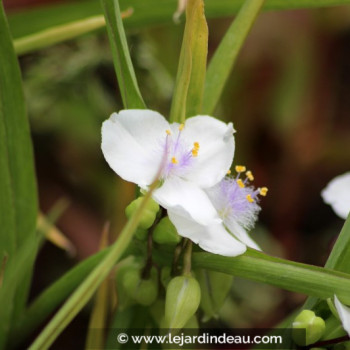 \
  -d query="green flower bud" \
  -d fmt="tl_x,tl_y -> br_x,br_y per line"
153,217 -> 181,245
122,266 -> 158,306
292,310 -> 326,346
135,228 -> 148,241
196,269 -> 233,321
165,276 -> 201,330
160,266 -> 172,288
184,314 -> 199,329
125,197 -> 159,229
115,262 -> 139,309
